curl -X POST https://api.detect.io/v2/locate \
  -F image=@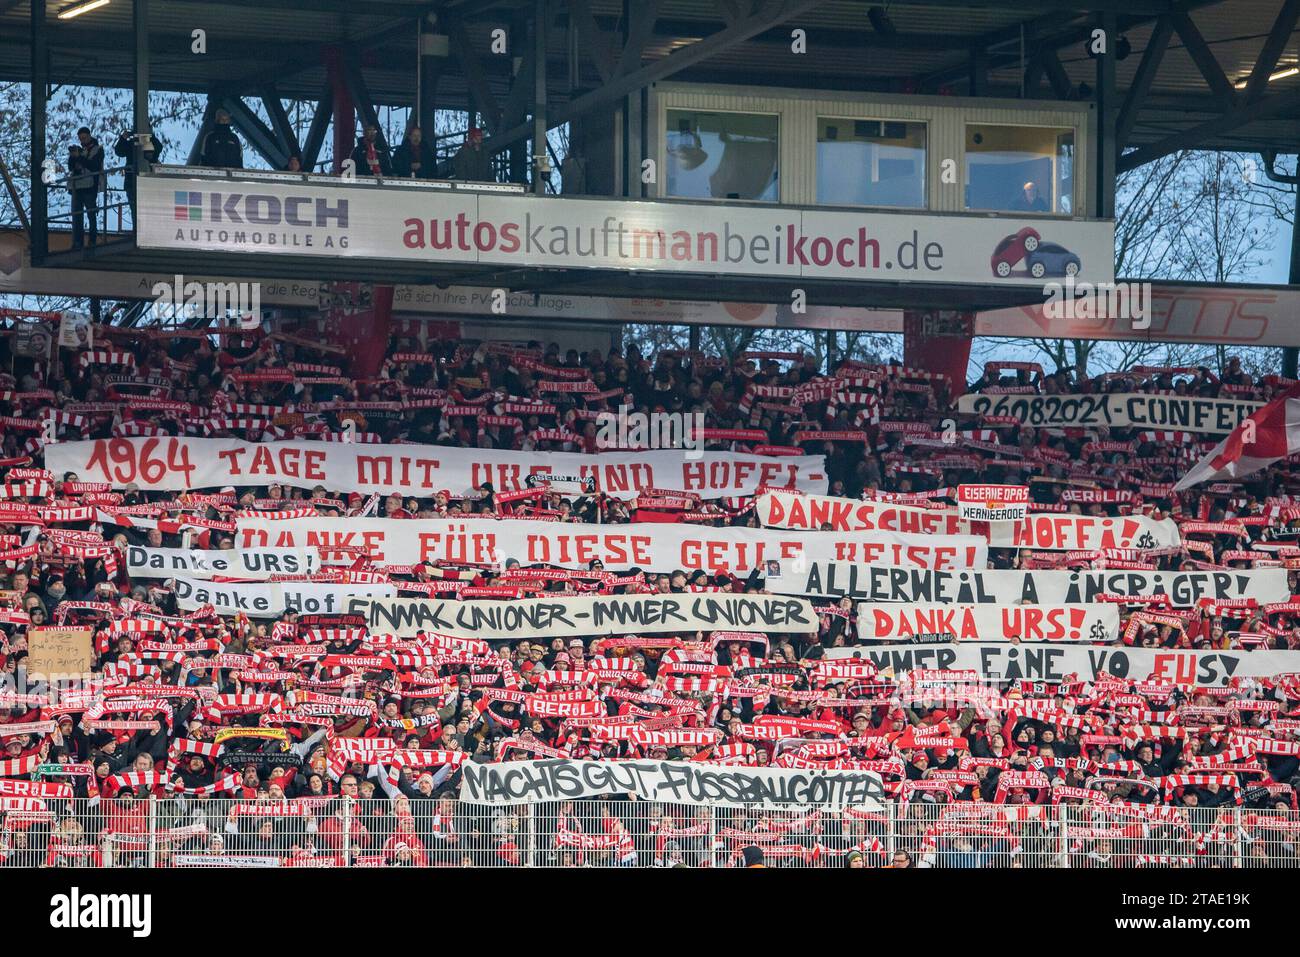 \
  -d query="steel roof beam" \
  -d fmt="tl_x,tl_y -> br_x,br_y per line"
580,15 -> 971,50
482,0 -> 830,156
501,23 -> 538,129
220,95 -> 290,168
565,0 -> 618,83
716,0 -> 744,27
616,0 -> 660,76
301,88 -> 334,170
1117,87 -> 1300,170
260,84 -> 303,160
1243,0 -> 1300,101
161,0 -> 436,15
917,0 -> 1225,89
340,47 -> 390,153
443,8 -> 505,133
1169,8 -> 1237,108
858,0 -> 1174,12
186,96 -> 219,165
1039,48 -> 1074,99
867,6 -> 897,35
1116,15 -> 1172,145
